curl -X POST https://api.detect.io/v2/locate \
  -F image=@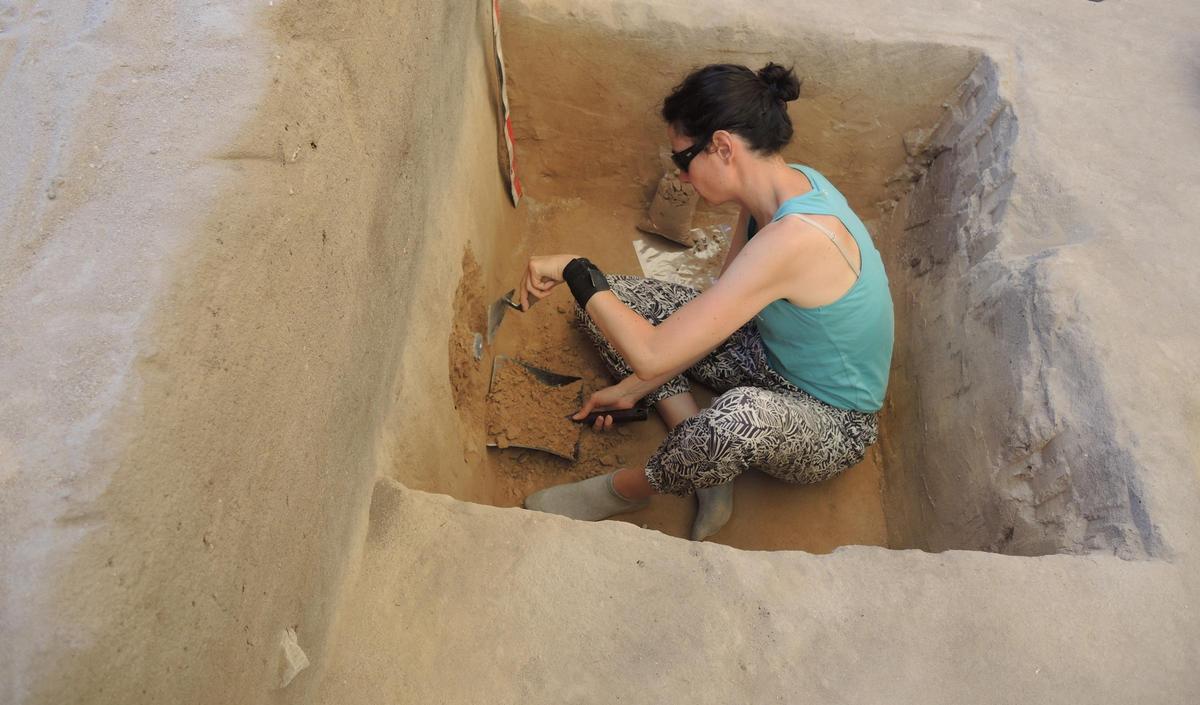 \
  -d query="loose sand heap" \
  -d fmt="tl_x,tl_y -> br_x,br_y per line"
449,250 -> 488,427
486,359 -> 583,459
